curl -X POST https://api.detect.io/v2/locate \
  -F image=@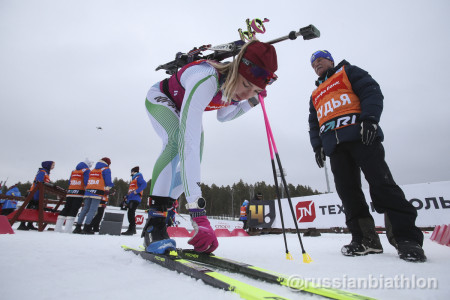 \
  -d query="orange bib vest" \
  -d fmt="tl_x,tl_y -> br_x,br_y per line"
128,177 -> 143,197
85,167 -> 107,198
311,66 -> 361,135
67,169 -> 87,197
240,206 -> 247,218
30,169 -> 50,191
